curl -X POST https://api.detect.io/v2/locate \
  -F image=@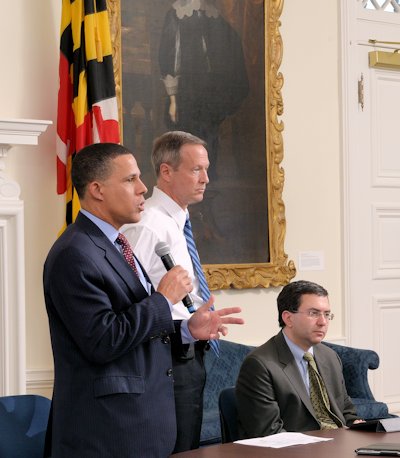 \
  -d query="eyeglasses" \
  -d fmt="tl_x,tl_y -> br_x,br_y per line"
290,310 -> 334,321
